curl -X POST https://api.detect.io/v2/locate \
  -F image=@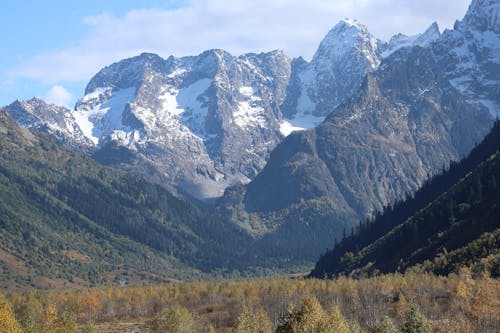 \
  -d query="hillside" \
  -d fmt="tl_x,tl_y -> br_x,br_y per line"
310,120 -> 500,278
0,109 -> 264,289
